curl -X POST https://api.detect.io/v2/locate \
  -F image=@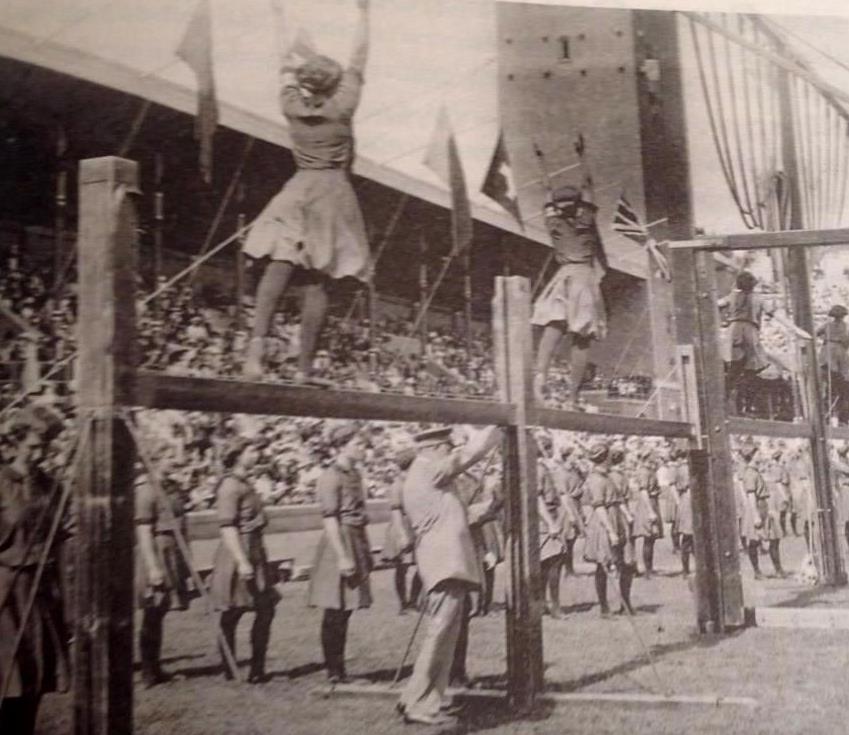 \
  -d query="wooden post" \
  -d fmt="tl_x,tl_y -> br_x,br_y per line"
775,59 -> 846,586
463,249 -> 473,362
235,212 -> 246,332
670,248 -> 744,631
53,167 -> 68,292
492,276 -> 543,710
74,156 -> 138,735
